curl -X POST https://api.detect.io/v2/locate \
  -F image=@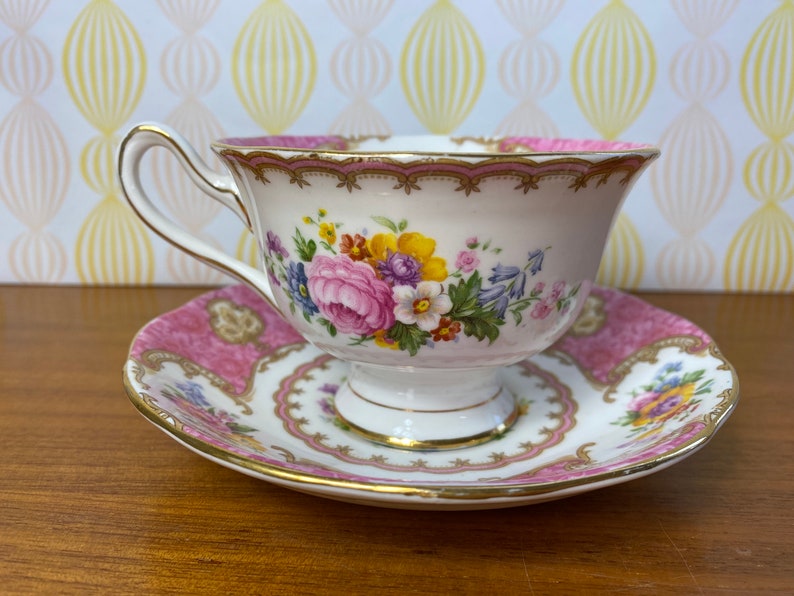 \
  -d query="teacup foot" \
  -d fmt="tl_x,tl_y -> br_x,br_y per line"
333,364 -> 519,450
